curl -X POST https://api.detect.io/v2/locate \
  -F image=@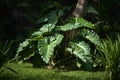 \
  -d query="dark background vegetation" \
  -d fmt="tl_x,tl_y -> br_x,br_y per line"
0,0 -> 120,80
0,0 -> 120,40
0,0 -> 120,66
